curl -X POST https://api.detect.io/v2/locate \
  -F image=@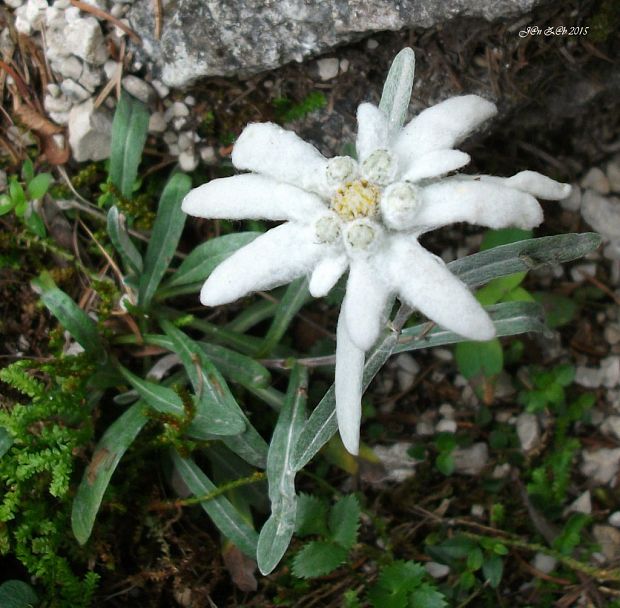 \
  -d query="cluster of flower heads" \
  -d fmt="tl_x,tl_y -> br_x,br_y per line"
182,58 -> 570,455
